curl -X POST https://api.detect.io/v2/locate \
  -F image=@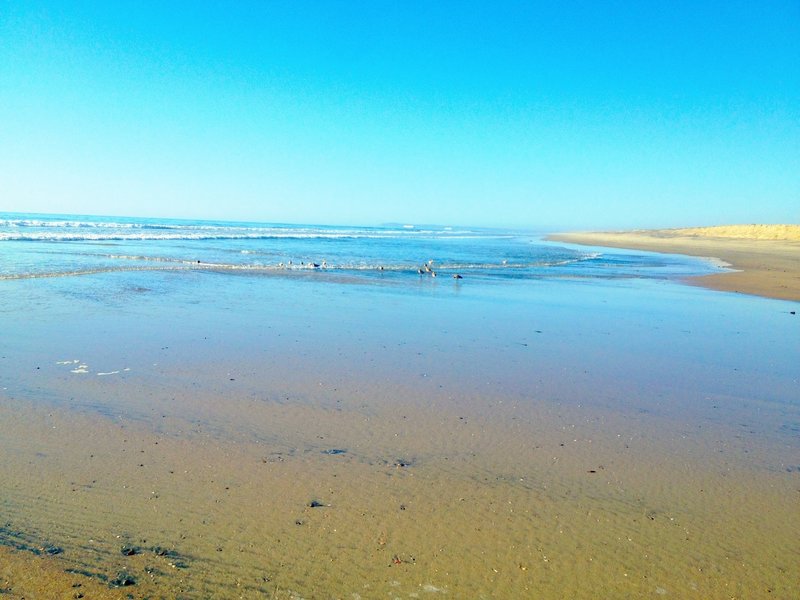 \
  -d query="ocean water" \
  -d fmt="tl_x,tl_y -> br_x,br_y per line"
0,211 -> 717,285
